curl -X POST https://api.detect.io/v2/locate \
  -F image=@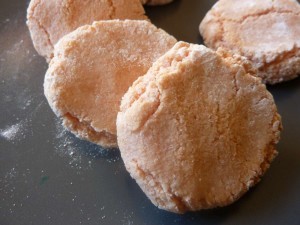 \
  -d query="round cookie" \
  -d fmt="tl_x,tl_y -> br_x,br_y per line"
199,0 -> 300,84
117,41 -> 282,213
27,0 -> 147,61
141,0 -> 173,6
44,20 -> 176,148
